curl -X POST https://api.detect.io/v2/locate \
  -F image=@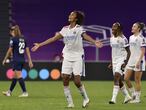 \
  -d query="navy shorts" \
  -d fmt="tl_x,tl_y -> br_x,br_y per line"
12,61 -> 24,71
